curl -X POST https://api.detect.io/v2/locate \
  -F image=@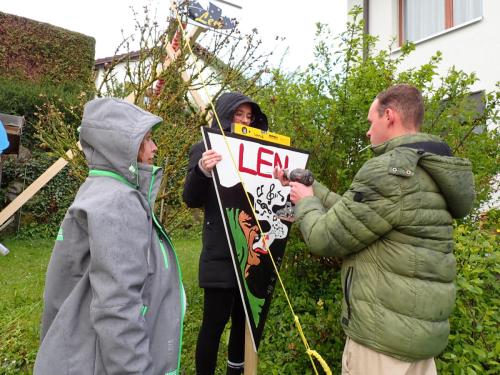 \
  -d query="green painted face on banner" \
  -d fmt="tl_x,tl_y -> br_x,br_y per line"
227,207 -> 265,326
237,210 -> 268,277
